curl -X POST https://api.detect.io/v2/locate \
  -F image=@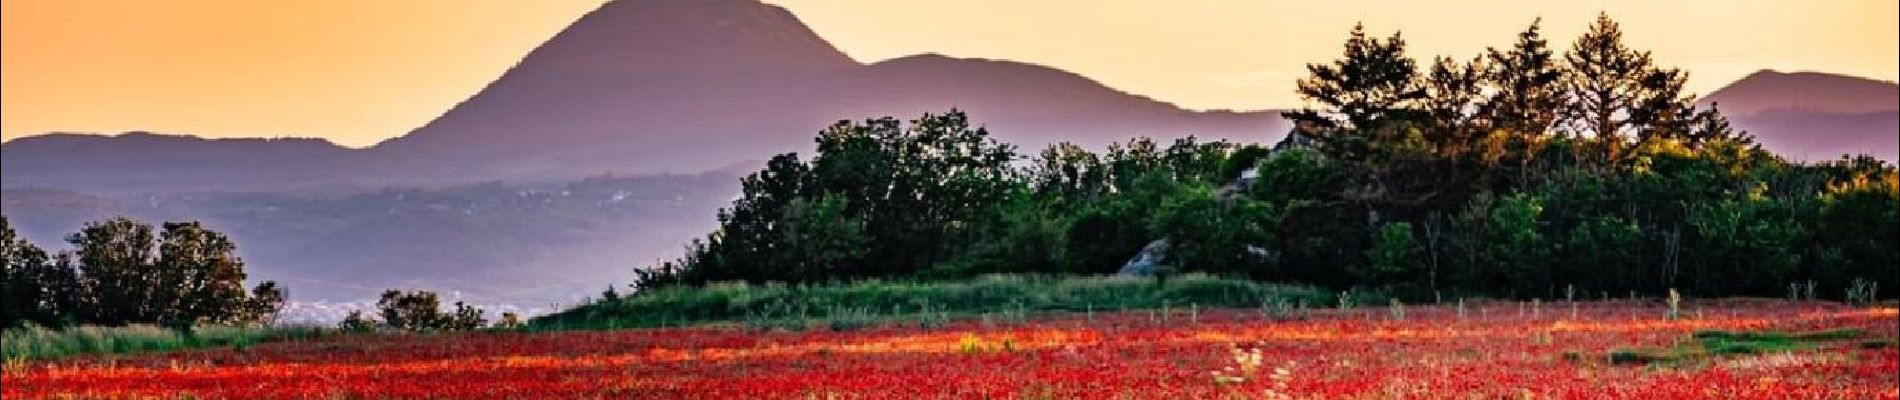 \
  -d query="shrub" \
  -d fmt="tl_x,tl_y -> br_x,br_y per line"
2,323 -> 321,360
531,274 -> 1334,330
